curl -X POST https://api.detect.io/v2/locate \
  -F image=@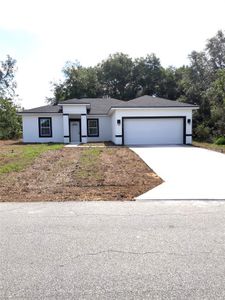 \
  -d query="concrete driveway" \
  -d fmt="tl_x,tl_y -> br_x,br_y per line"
1,201 -> 225,299
131,146 -> 225,200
